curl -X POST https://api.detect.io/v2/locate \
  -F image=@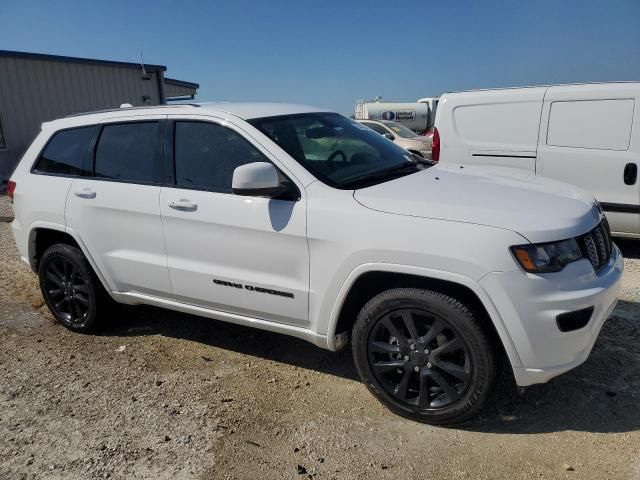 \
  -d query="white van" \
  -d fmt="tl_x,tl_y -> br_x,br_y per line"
434,82 -> 640,238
